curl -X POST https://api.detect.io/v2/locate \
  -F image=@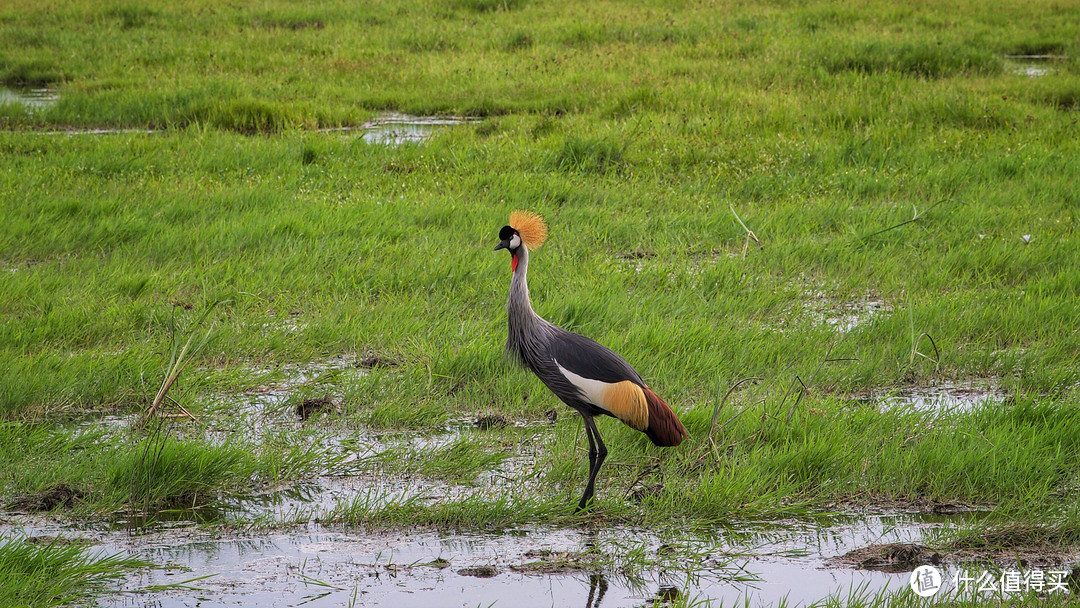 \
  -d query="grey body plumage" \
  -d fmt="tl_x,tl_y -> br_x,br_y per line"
496,219 -> 687,510
504,244 -> 641,418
